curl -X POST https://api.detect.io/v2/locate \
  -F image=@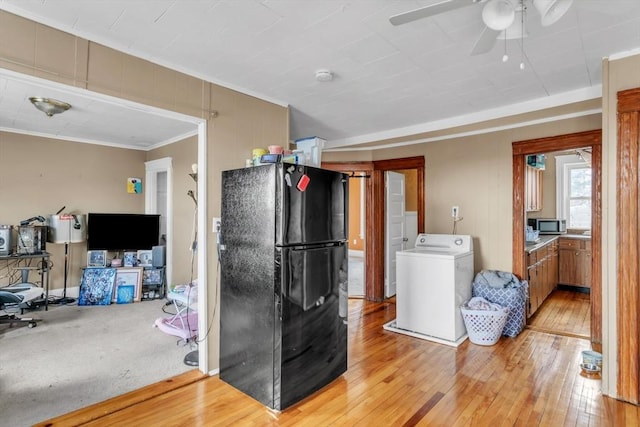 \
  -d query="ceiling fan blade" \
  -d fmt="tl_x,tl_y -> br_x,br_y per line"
389,0 -> 475,26
470,26 -> 500,55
